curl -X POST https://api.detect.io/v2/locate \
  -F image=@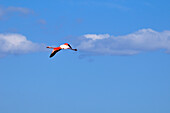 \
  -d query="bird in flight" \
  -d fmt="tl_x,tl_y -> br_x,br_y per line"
46,43 -> 77,58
